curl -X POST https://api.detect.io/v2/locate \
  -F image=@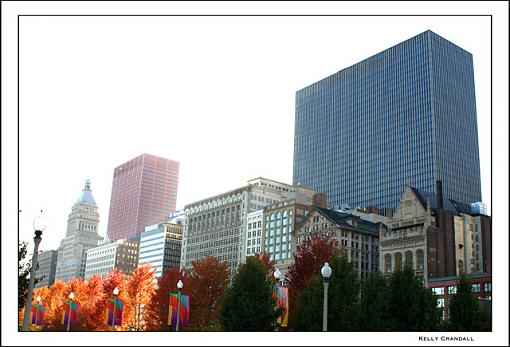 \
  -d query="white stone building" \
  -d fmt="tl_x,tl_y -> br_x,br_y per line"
84,239 -> 140,280
55,180 -> 103,282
